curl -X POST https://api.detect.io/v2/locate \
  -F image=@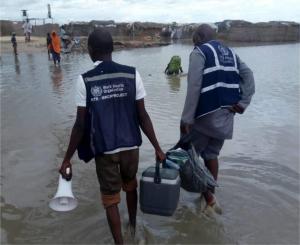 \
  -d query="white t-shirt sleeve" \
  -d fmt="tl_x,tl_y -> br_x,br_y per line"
75,75 -> 86,107
76,71 -> 145,106
135,70 -> 146,100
